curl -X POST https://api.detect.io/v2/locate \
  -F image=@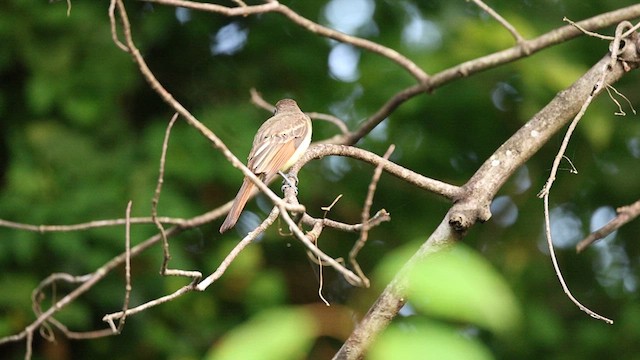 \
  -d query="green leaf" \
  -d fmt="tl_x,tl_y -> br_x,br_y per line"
370,319 -> 494,360
375,242 -> 522,335
407,243 -> 522,335
205,307 -> 316,360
